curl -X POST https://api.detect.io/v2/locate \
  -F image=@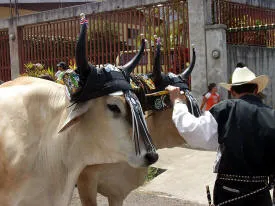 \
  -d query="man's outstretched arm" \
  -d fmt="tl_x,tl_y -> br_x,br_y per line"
166,85 -> 219,151
173,102 -> 218,151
